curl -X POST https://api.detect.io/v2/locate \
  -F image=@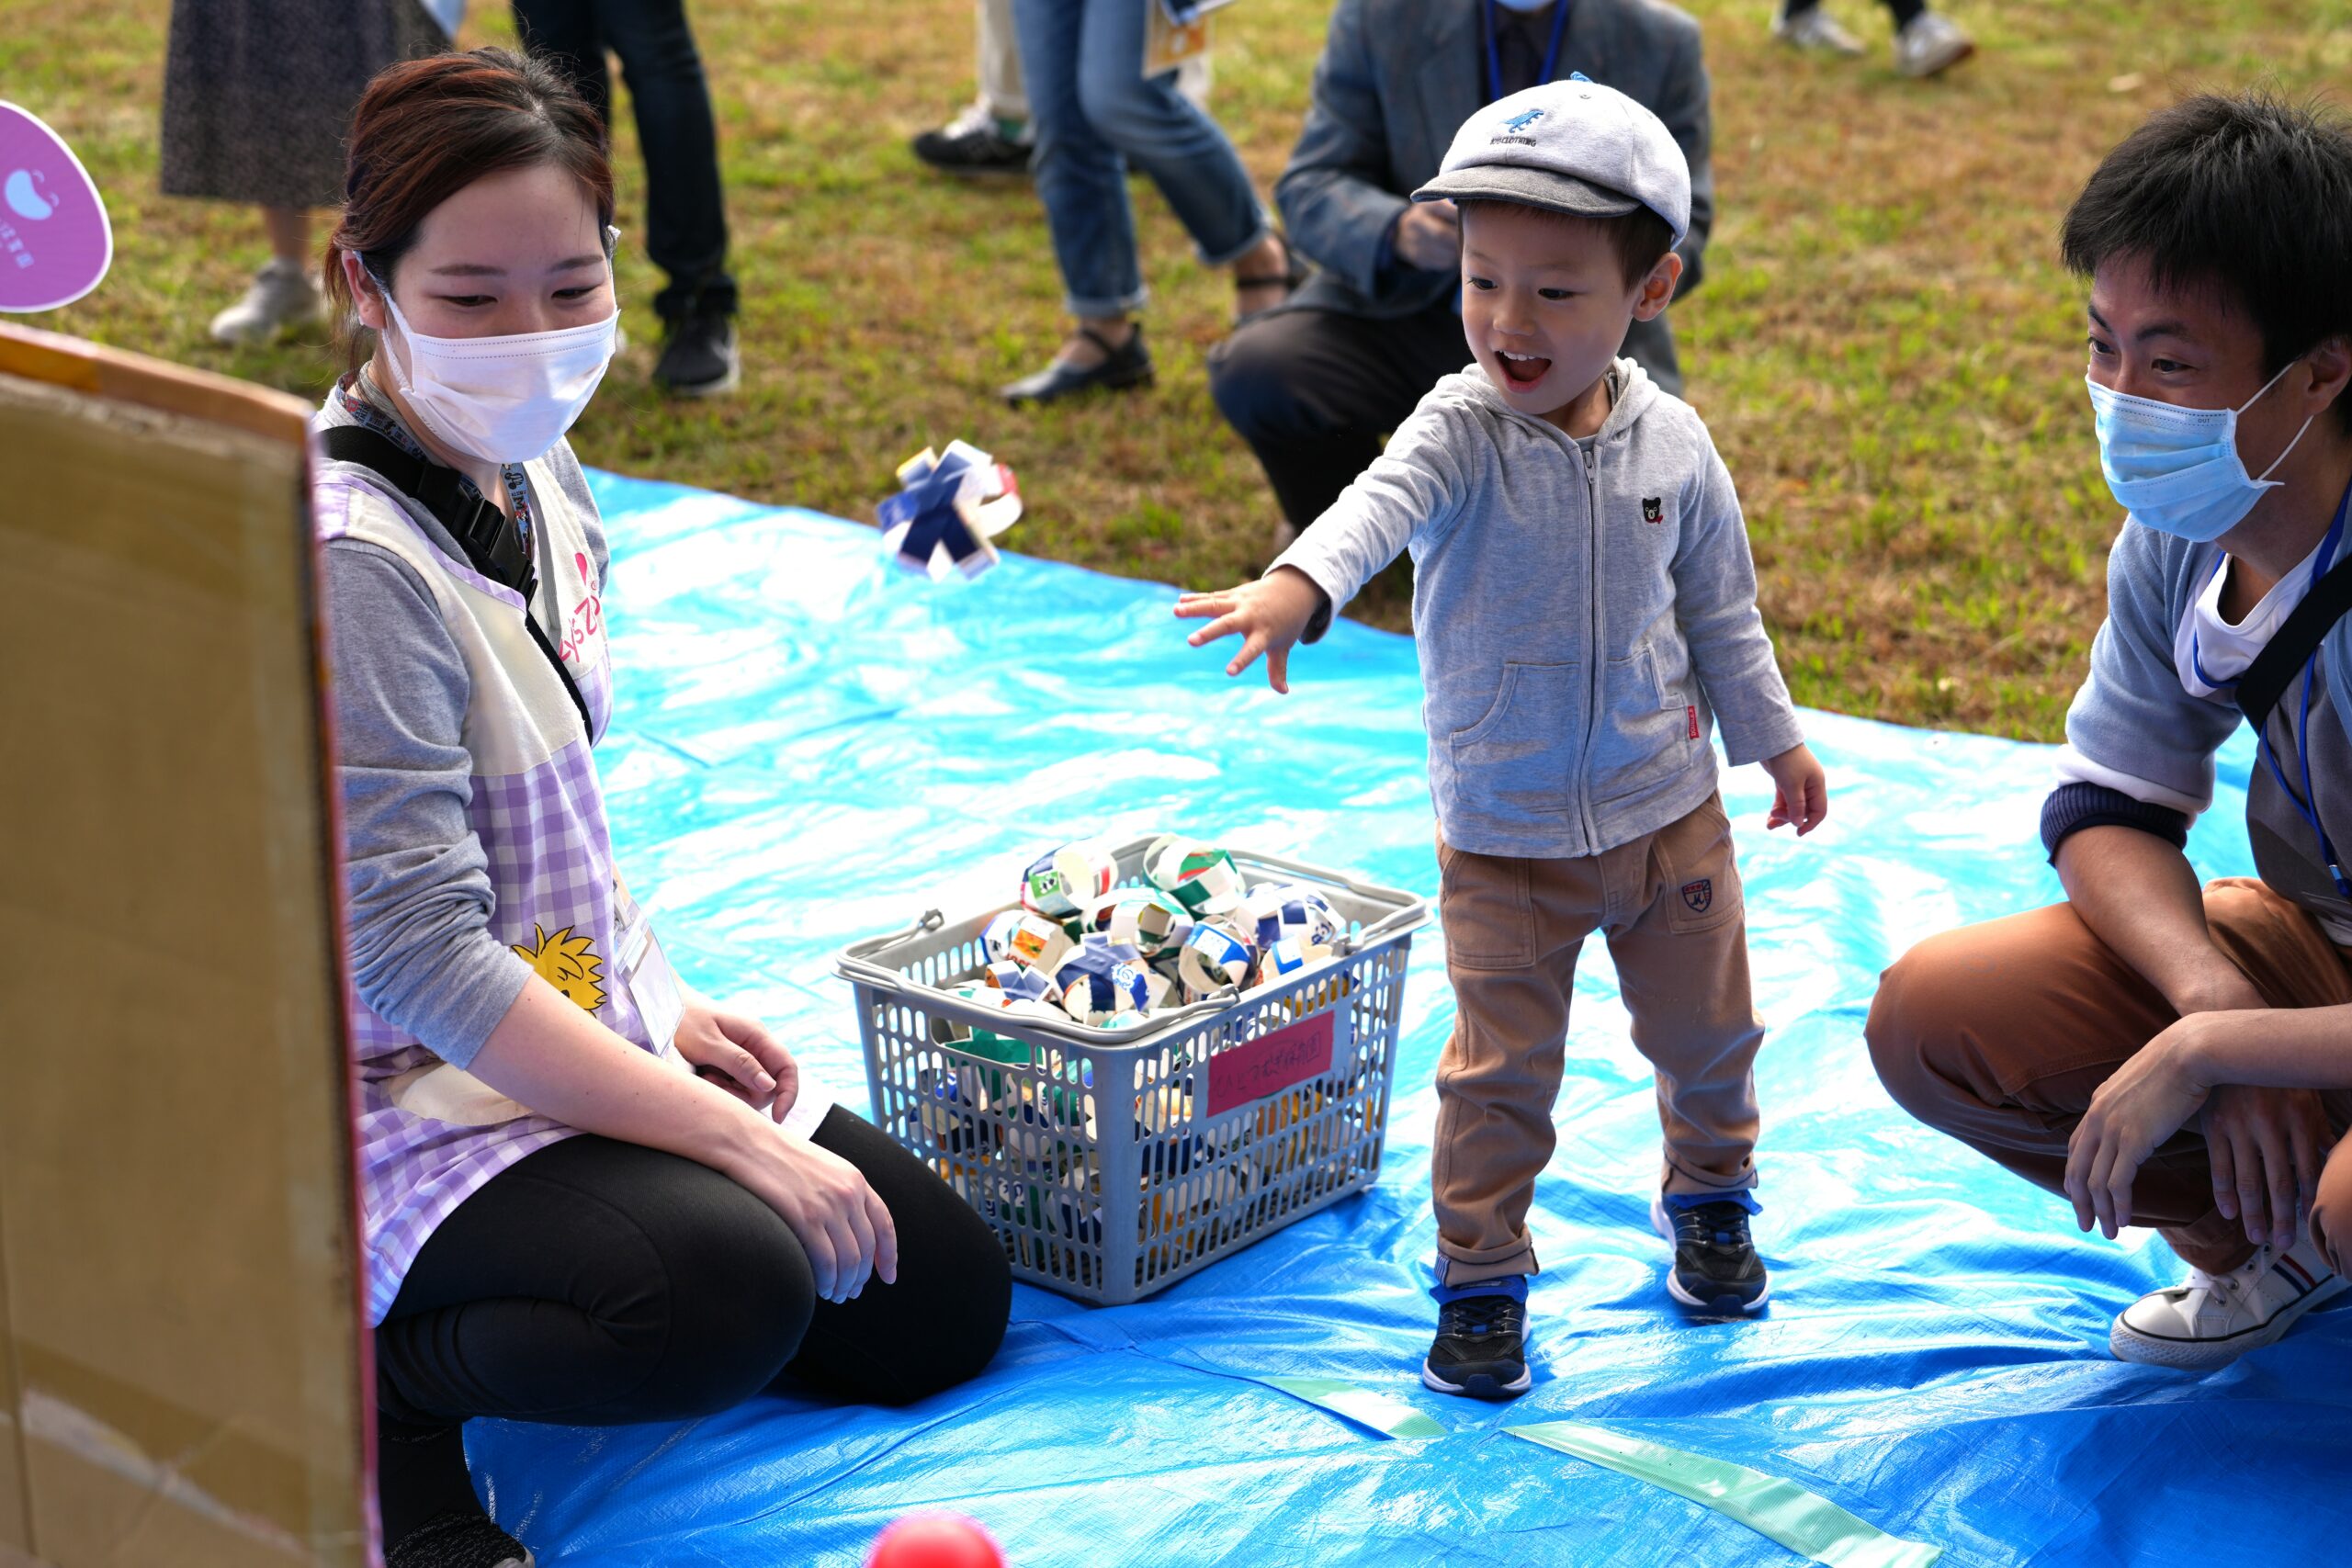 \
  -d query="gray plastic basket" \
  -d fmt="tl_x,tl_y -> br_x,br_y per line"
833,838 -> 1427,1304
